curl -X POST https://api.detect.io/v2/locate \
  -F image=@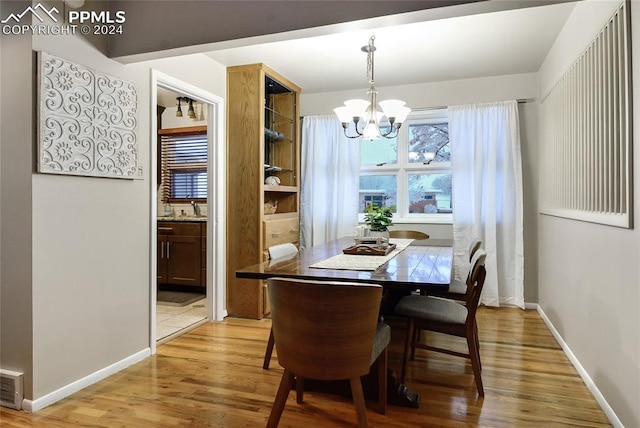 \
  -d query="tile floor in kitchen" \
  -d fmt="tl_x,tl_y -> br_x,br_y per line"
156,297 -> 208,343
